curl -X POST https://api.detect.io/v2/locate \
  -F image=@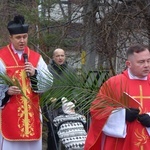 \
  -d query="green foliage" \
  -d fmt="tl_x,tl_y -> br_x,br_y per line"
63,38 -> 79,47
41,33 -> 61,47
40,69 -> 110,115
0,73 -> 29,100
0,73 -> 15,86
0,69 -> 129,117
